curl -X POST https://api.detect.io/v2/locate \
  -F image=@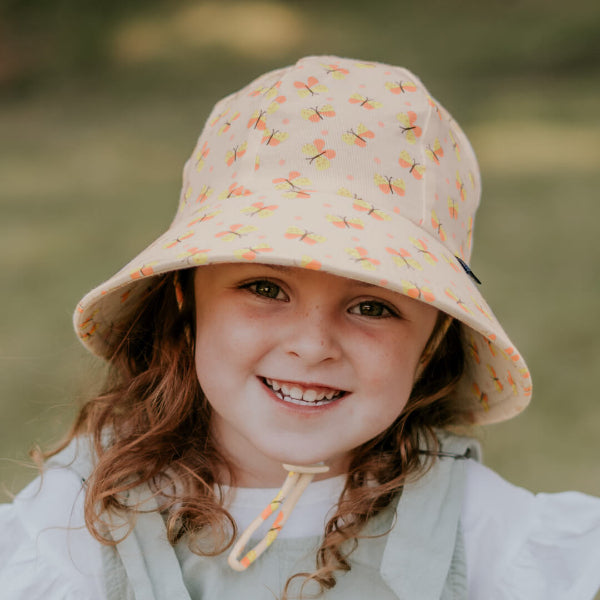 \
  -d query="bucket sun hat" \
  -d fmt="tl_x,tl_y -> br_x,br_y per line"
74,55 -> 532,425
